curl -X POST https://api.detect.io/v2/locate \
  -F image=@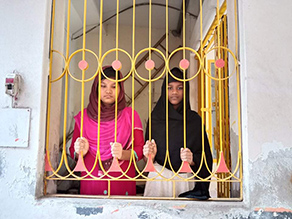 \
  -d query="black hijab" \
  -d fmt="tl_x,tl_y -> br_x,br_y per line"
145,67 -> 213,198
